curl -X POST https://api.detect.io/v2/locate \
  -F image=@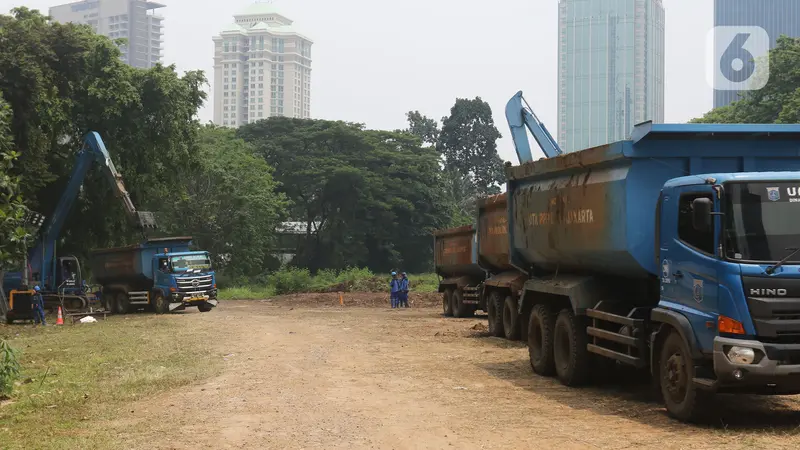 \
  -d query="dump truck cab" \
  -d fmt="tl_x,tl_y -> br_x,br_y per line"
153,249 -> 218,309
89,236 -> 217,314
658,172 -> 800,395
